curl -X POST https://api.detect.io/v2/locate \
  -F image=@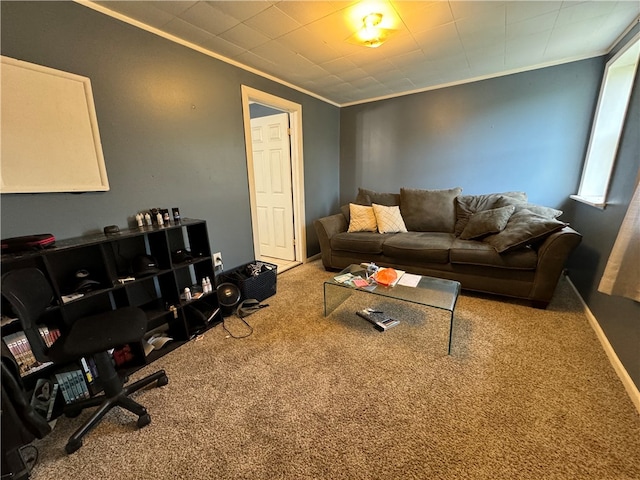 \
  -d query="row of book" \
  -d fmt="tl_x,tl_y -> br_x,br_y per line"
55,367 -> 92,403
2,326 -> 61,376
28,355 -> 100,422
